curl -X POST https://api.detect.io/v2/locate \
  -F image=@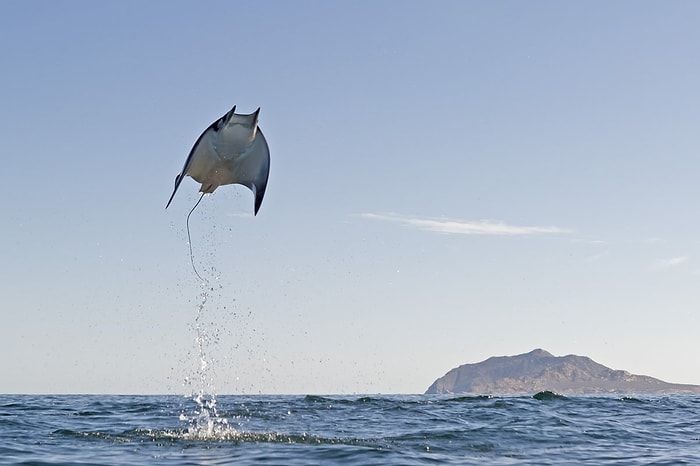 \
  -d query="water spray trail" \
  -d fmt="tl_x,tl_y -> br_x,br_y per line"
180,195 -> 231,437
181,278 -> 233,437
